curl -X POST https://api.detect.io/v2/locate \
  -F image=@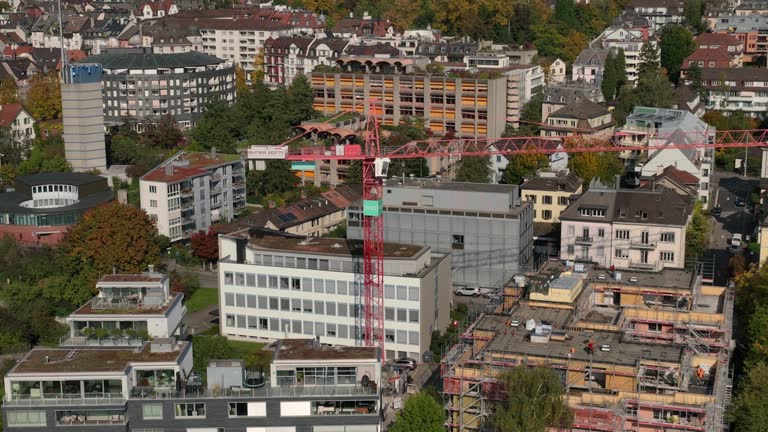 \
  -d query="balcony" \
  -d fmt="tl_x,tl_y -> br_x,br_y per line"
180,187 -> 194,197
630,241 -> 657,250
181,200 -> 194,210
630,261 -> 658,270
129,383 -> 378,401
211,200 -> 222,209
575,236 -> 593,245
4,395 -> 126,407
